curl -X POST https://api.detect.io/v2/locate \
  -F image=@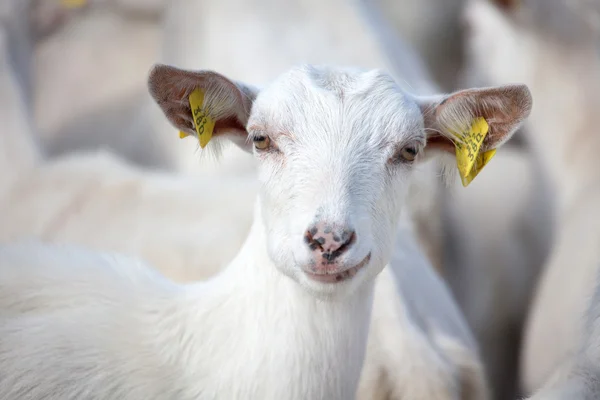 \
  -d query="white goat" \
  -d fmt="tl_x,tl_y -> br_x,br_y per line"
33,0 -> 447,272
0,17 -> 489,398
5,12 -> 482,399
132,0 -> 408,175
0,62 -> 531,399
462,0 -> 600,395
150,0 -> 450,273
2,5 -> 526,398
